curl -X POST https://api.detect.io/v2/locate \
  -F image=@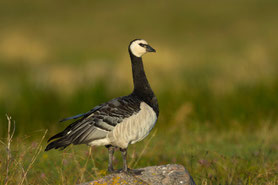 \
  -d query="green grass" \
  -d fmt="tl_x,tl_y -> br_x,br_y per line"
1,117 -> 278,184
1,0 -> 278,184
